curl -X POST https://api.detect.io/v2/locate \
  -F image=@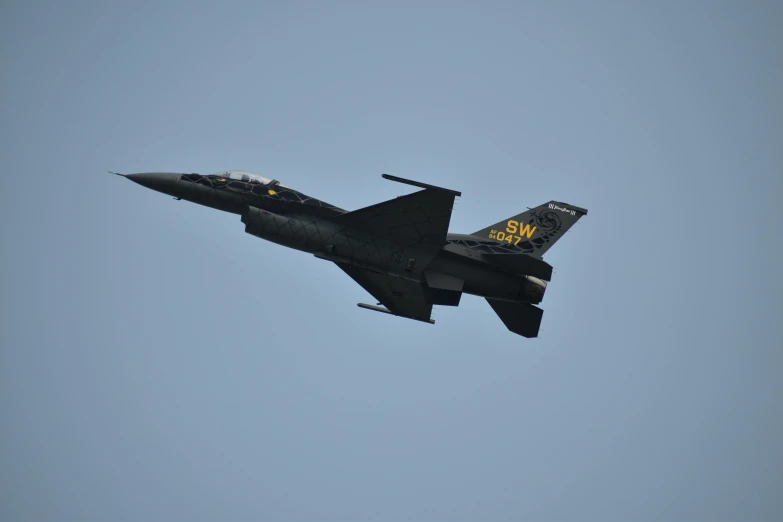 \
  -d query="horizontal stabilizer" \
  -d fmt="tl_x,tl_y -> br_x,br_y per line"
483,253 -> 553,281
486,299 -> 544,338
